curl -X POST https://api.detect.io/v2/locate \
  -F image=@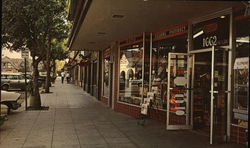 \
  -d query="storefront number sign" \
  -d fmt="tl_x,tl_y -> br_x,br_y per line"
192,15 -> 230,50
